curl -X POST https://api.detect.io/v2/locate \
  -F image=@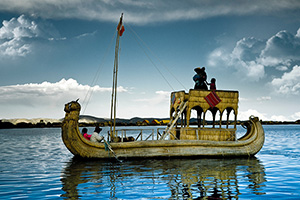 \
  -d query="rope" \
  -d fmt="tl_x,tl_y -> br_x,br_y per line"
103,139 -> 122,162
126,23 -> 182,91
126,23 -> 187,91
225,129 -> 235,141
82,31 -> 117,115
82,21 -> 189,113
